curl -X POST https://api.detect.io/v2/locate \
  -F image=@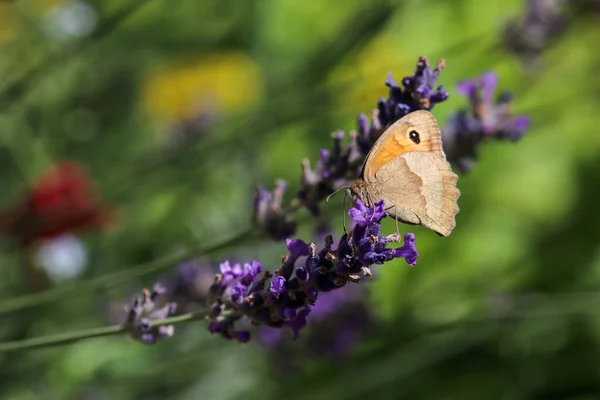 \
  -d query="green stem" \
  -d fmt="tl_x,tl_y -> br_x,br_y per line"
0,227 -> 255,316
0,311 -> 207,353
